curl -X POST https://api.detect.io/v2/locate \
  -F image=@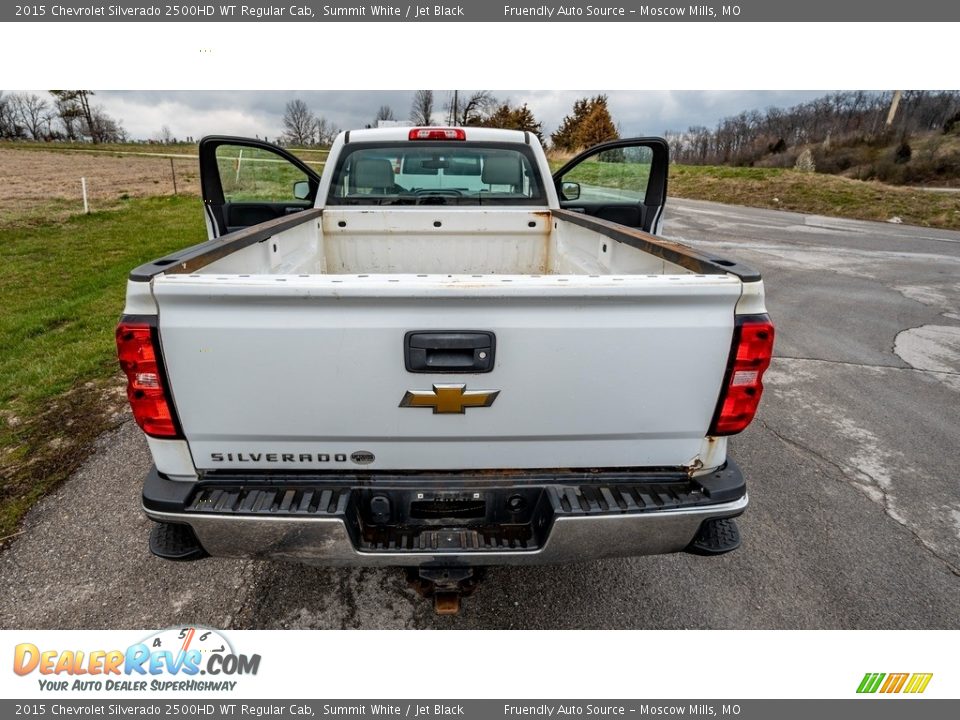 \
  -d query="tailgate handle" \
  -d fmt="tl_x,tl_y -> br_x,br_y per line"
404,331 -> 496,373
